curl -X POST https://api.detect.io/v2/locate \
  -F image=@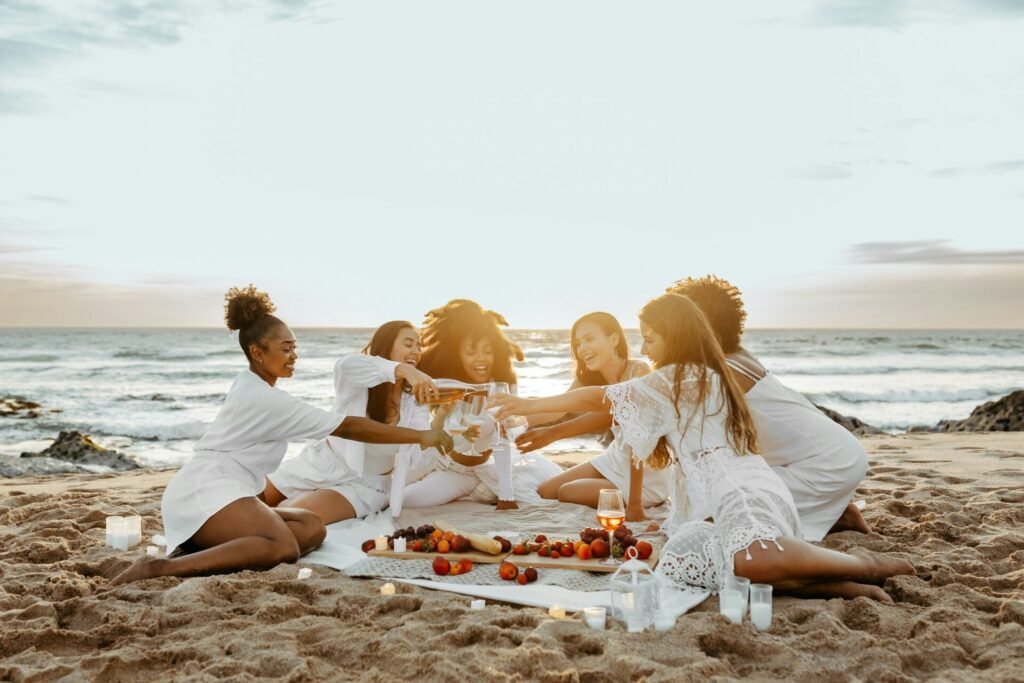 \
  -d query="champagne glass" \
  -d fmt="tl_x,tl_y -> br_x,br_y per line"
487,382 -> 512,445
463,394 -> 489,455
596,489 -> 626,566
443,401 -> 470,445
